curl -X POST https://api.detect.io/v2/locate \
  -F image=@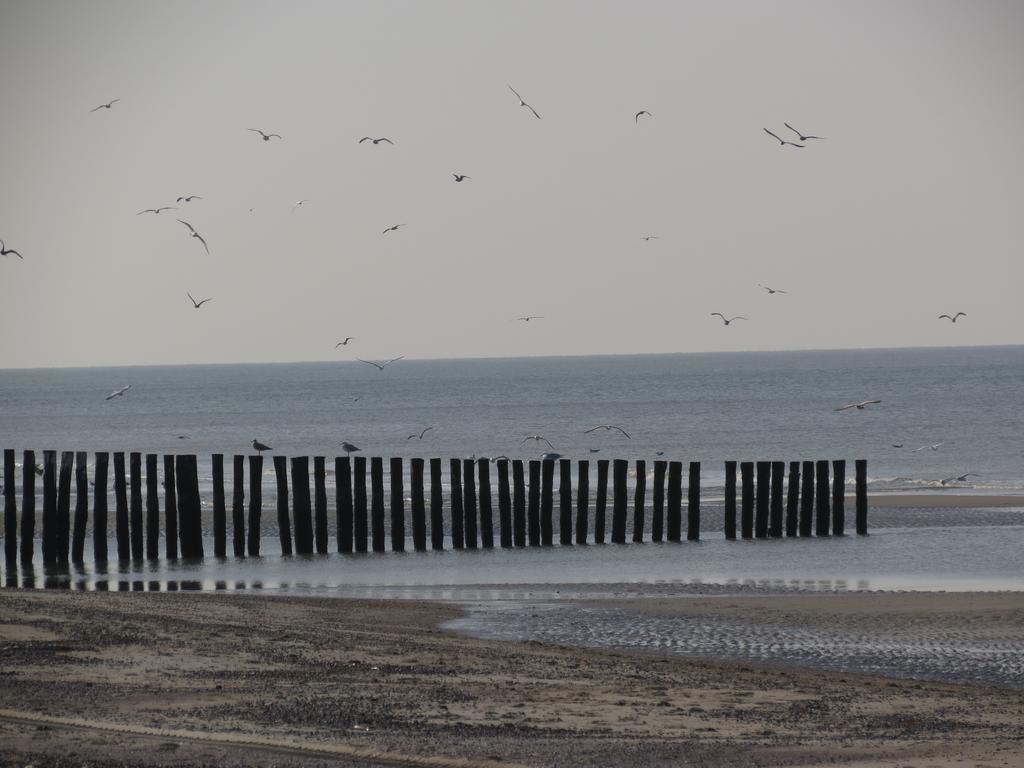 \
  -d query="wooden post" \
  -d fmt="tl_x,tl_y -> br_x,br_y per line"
41,450 -> 57,564
666,461 -> 682,542
163,455 -> 177,559
93,452 -> 109,563
478,459 -> 493,549
540,457 -> 554,546
832,459 -> 846,536
449,459 -> 464,549
724,460 -> 737,541
290,456 -> 313,555
314,456 -> 328,554
799,460 -> 814,537
353,456 -> 368,553
575,460 -> 589,545
56,451 -> 74,564
129,452 -> 143,560
527,460 -> 540,547
232,455 -> 245,556
559,459 -> 573,546
371,457 -> 386,553
784,461 -> 800,537
113,452 -> 130,562
145,454 -> 159,559
71,452 -> 88,563
652,460 -> 666,542
212,454 -> 227,557
611,459 -> 628,544
247,455 -> 262,556
429,458 -> 443,550
815,460 -> 830,537
855,459 -> 868,535
497,459 -> 512,548
337,456 -> 353,553
769,461 -> 784,538
462,458 -> 478,549
3,450 -> 15,564
755,461 -> 770,539
631,460 -> 646,543
594,459 -> 608,544
273,456 -> 293,555
411,458 -> 426,551
512,460 -> 526,547
687,461 -> 701,542
175,455 -> 204,558
390,457 -> 405,552
740,461 -> 754,539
